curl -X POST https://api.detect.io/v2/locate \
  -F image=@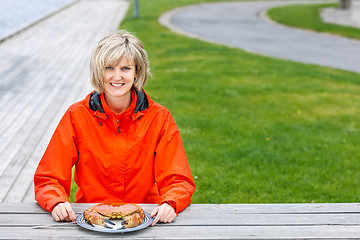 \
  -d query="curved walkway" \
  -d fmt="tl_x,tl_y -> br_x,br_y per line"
0,0 -> 129,202
160,0 -> 360,74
